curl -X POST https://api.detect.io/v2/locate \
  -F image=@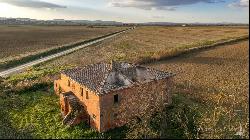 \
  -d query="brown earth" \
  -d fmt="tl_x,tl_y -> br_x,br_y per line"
0,25 -> 124,62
